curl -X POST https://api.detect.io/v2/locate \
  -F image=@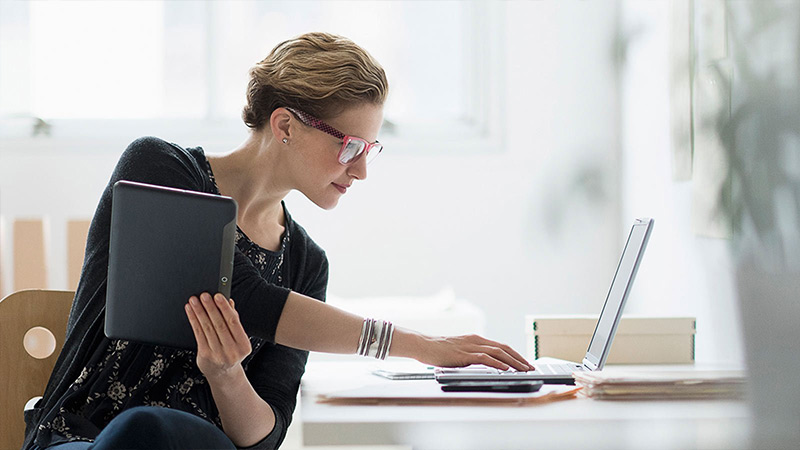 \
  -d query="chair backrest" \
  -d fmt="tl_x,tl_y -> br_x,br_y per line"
0,217 -> 91,299
12,220 -> 48,292
0,289 -> 74,450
